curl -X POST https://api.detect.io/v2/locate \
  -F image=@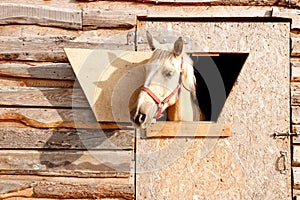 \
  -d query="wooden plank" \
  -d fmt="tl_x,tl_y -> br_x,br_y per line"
0,188 -> 33,199
0,150 -> 133,178
0,107 -> 97,129
293,125 -> 300,144
0,127 -> 133,150
0,76 -> 76,88
83,8 -> 147,30
0,107 -> 133,129
0,36 -> 133,62
145,121 -> 230,137
293,146 -> 300,167
292,106 -> 300,124
34,182 -> 134,199
0,87 -> 89,108
76,0 -> 299,7
0,175 -> 134,199
294,167 -> 300,189
292,59 -> 300,82
134,0 -> 300,7
0,3 -> 82,30
0,63 -> 75,80
0,178 -> 33,195
292,38 -> 300,57
292,83 -> 300,105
